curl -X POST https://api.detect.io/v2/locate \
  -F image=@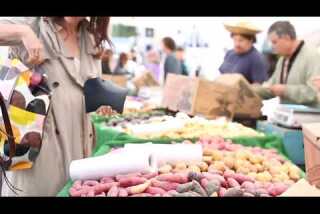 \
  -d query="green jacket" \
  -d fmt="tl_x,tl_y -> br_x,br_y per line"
254,43 -> 320,108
